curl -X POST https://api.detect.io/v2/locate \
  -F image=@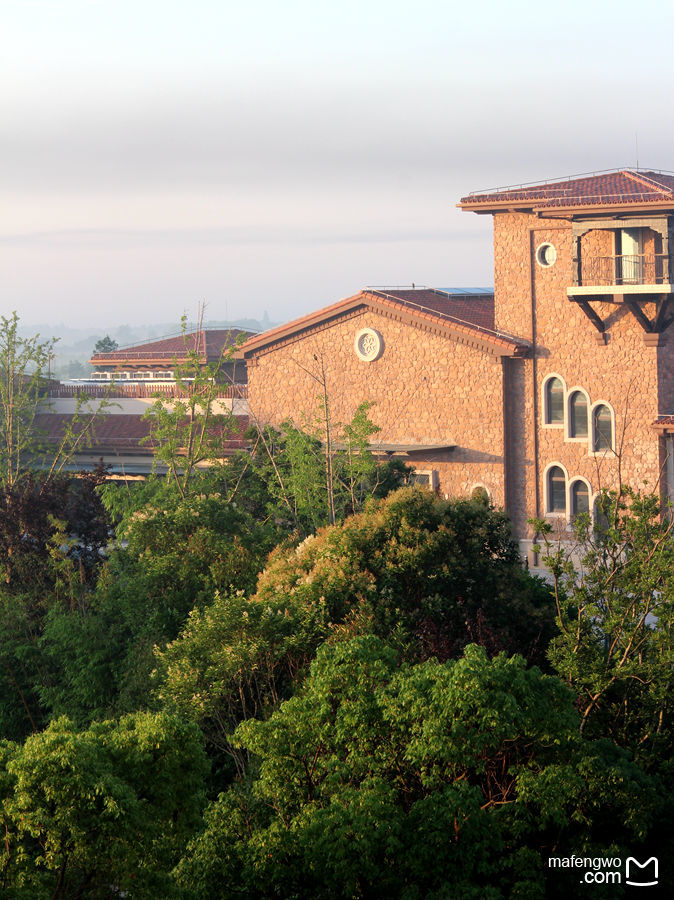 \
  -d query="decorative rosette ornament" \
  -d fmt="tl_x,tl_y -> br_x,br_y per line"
354,328 -> 384,362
